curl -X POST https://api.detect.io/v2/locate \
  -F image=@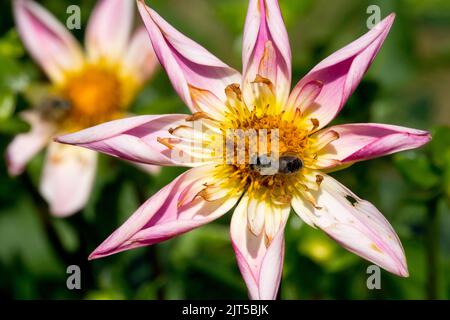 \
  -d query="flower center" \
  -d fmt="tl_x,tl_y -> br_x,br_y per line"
59,65 -> 123,130
214,83 -> 314,204
165,81 -> 337,206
